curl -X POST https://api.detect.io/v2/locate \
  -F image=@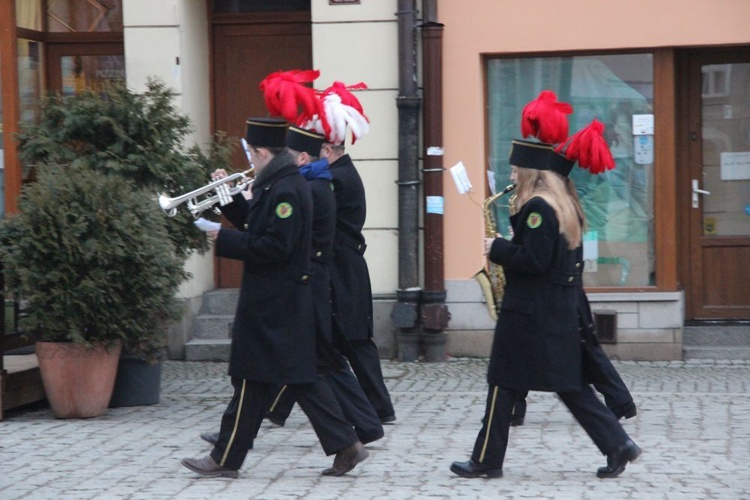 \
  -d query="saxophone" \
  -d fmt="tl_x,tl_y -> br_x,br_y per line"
474,183 -> 516,321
